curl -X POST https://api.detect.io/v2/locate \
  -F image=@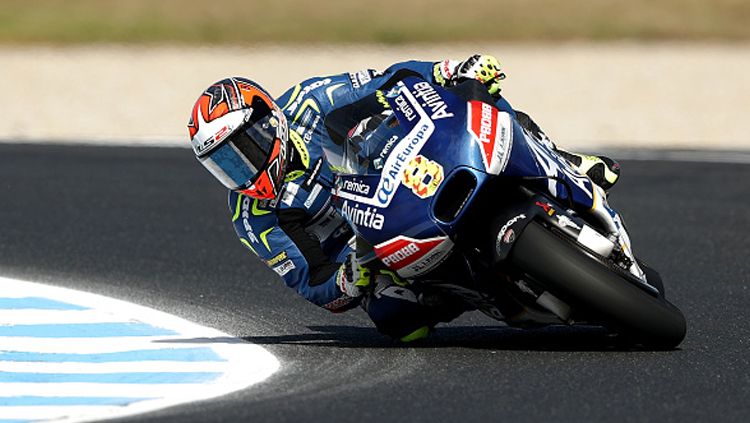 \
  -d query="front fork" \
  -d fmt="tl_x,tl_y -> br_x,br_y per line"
588,184 -> 646,282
